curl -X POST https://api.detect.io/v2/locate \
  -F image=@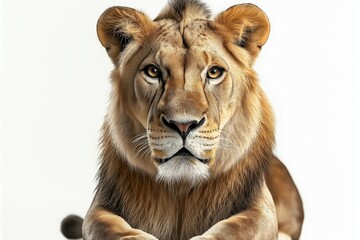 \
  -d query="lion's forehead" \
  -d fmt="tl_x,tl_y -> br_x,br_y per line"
183,20 -> 214,47
154,20 -> 182,48
151,19 -> 220,73
154,19 -> 215,52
